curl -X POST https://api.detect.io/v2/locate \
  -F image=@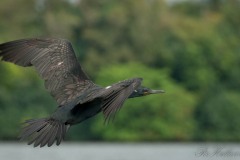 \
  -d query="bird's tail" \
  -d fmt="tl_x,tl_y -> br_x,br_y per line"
19,118 -> 70,147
